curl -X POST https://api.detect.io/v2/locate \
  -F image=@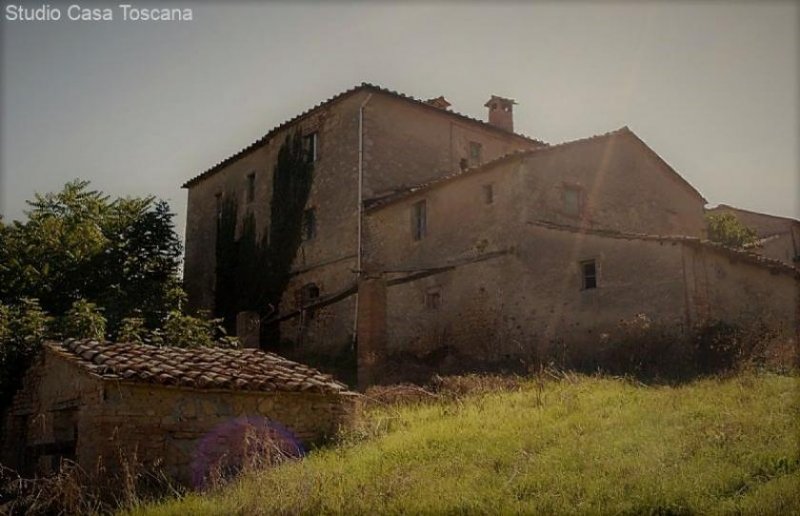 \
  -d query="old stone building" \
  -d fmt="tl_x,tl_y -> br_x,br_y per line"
182,83 -> 799,387
1,339 -> 356,484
